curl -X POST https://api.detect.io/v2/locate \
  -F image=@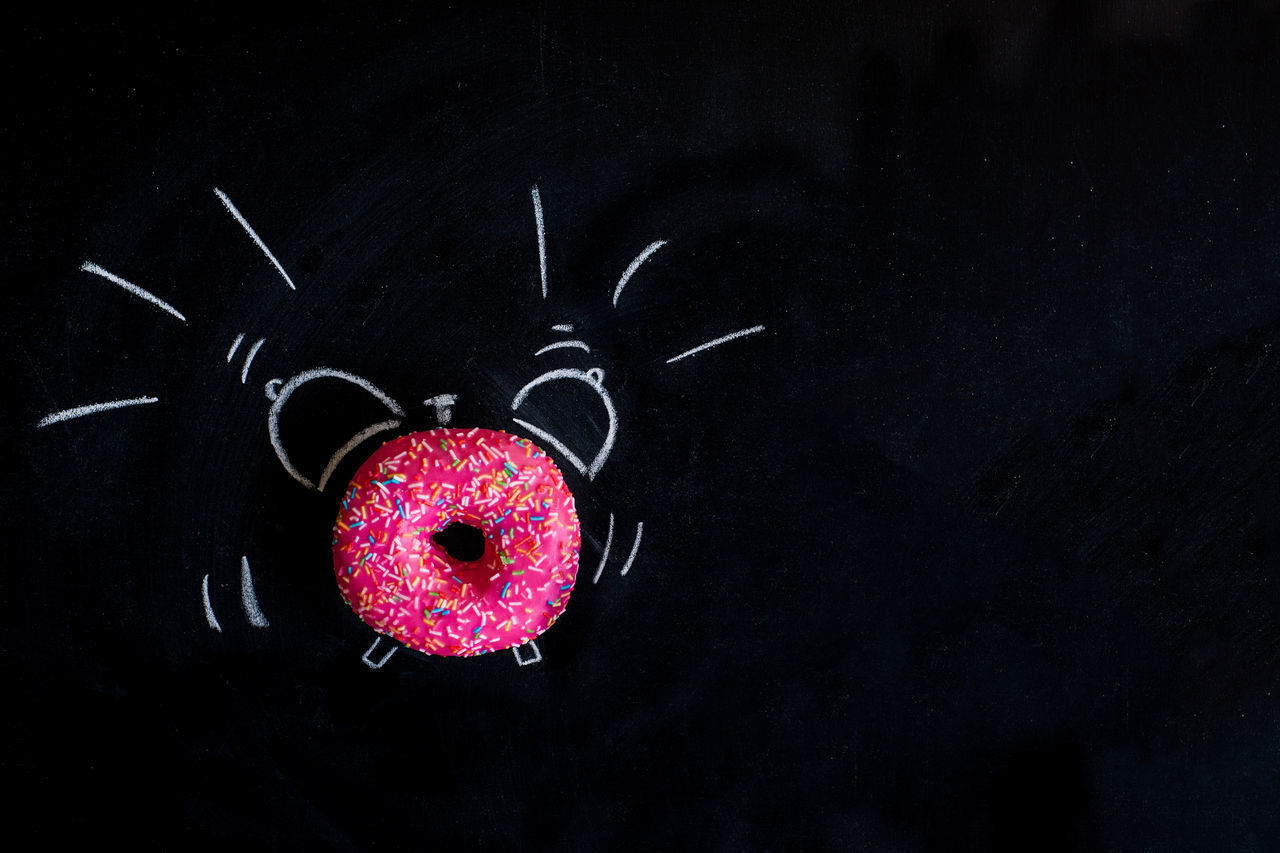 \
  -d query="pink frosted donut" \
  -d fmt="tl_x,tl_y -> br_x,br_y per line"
331,428 -> 581,657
